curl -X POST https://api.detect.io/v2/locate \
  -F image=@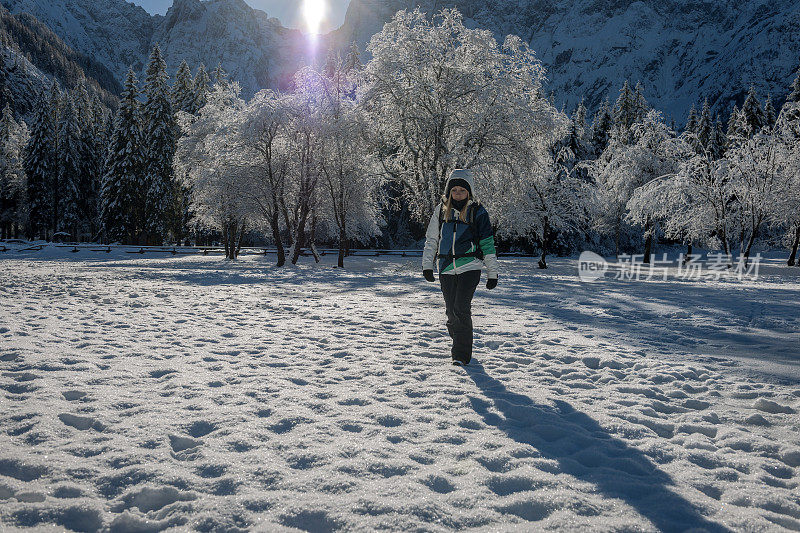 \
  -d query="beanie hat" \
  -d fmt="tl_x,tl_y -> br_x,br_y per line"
444,169 -> 474,198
